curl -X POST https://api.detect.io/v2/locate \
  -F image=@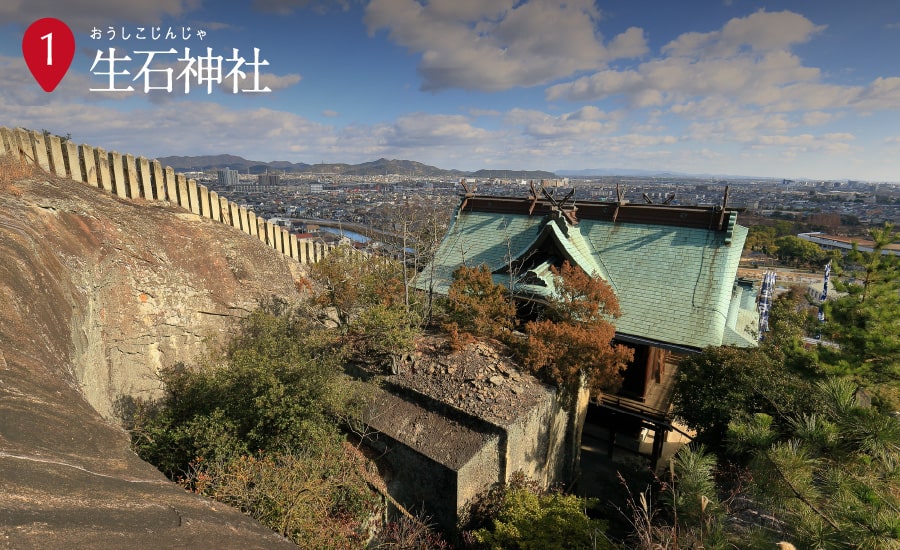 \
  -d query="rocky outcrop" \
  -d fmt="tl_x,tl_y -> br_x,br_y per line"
0,170 -> 300,548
